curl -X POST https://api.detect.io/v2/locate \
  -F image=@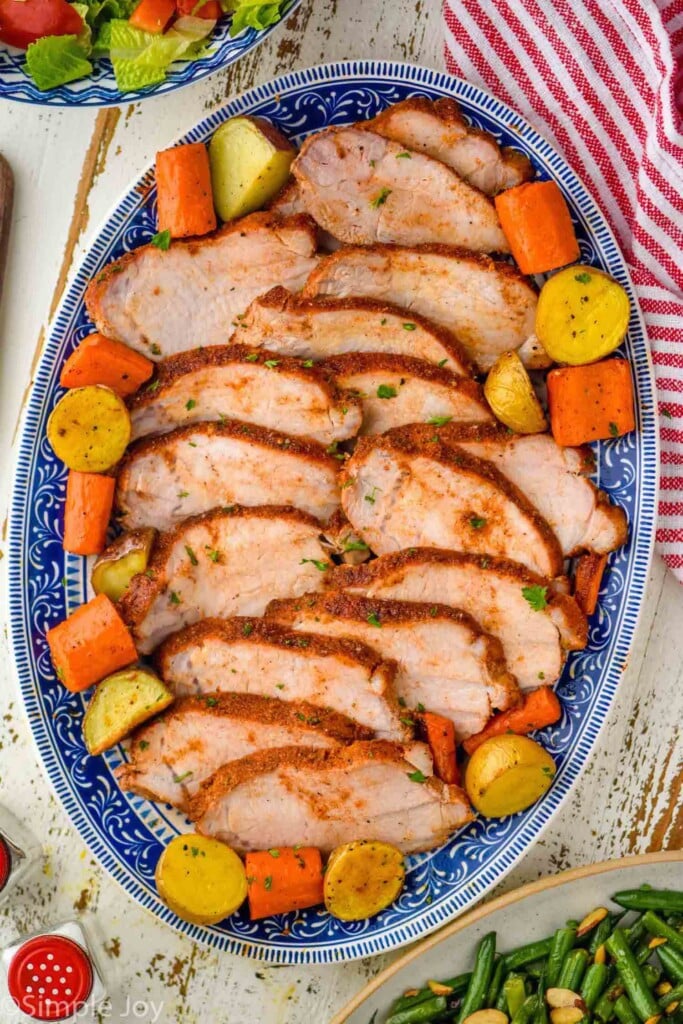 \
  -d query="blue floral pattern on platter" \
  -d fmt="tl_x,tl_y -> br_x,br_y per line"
0,0 -> 300,107
8,61 -> 658,964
